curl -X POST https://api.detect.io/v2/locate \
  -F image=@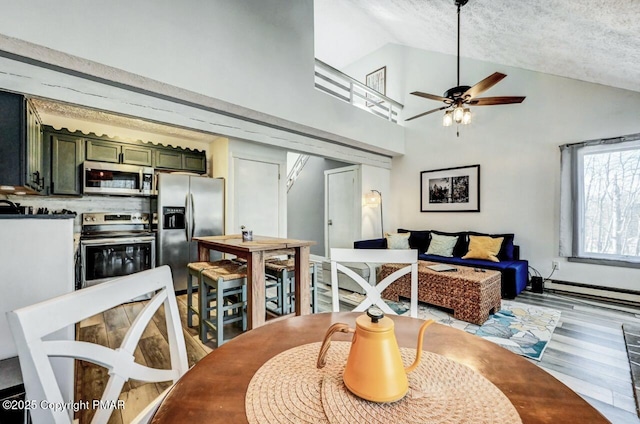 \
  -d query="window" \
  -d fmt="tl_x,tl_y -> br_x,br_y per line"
560,134 -> 640,267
